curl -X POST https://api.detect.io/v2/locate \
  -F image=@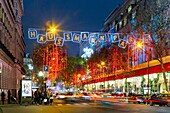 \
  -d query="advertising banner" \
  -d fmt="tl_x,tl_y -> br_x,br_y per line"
22,80 -> 32,97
